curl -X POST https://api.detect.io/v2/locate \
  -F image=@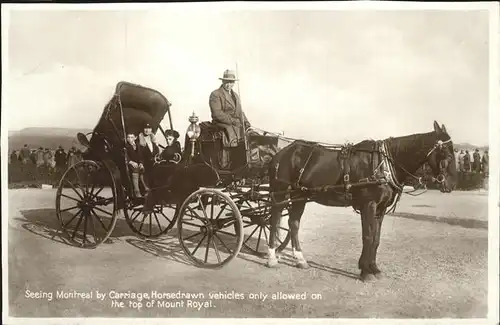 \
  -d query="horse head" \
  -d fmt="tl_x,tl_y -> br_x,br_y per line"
425,121 -> 458,193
